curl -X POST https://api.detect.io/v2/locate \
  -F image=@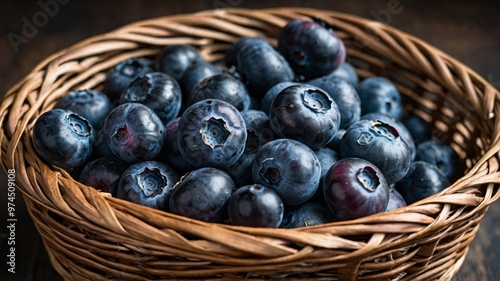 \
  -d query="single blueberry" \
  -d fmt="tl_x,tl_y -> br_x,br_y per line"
395,161 -> 450,205
415,140 -> 464,182
236,40 -> 294,97
323,157 -> 390,221
78,157 -> 130,196
360,112 -> 416,160
179,59 -> 222,96
157,44 -> 203,80
252,139 -> 321,205
169,167 -> 236,222
307,76 -> 361,129
120,72 -> 182,124
356,77 -> 403,120
117,161 -> 179,211
228,184 -> 284,228
178,99 -> 247,169
340,119 -> 412,184
260,81 -> 300,115
278,19 -> 345,80
33,109 -> 94,170
54,89 -> 113,129
280,201 -> 334,228
270,84 -> 341,149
